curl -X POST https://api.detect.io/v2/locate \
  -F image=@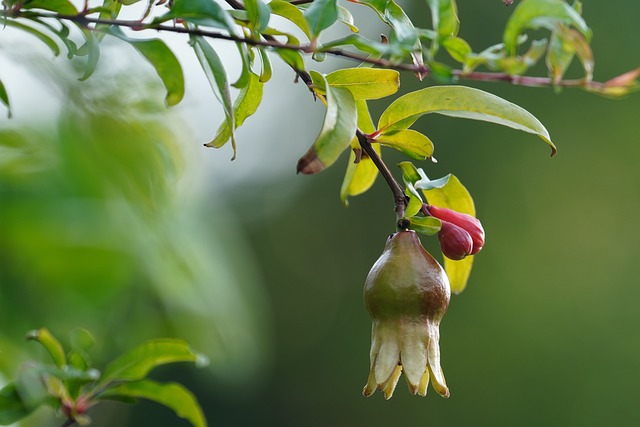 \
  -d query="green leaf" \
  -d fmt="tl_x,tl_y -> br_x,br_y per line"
297,72 -> 357,174
354,0 -> 418,47
497,38 -> 548,75
78,30 -> 100,81
0,383 -> 32,425
304,0 -> 338,39
100,339 -> 207,385
337,5 -> 358,33
340,101 -> 379,205
102,380 -> 207,427
156,0 -> 237,33
26,328 -> 66,369
108,27 -> 184,106
244,0 -> 271,32
232,43 -> 252,89
408,216 -> 442,235
269,0 -> 312,39
423,174 -> 475,293
0,78 -> 11,119
377,85 -> 556,156
23,0 -> 77,14
375,129 -> 434,160
503,0 -> 591,56
546,25 -> 592,83
192,36 -> 235,156
319,34 -> 405,57
206,72 -> 264,149
426,0 -> 460,39
325,68 -> 399,100
67,328 -> 95,370
443,36 -> 472,63
258,47 -> 272,83
2,20 -> 60,57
